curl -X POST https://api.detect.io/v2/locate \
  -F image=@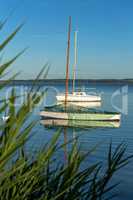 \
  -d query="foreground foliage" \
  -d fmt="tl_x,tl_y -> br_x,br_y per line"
0,18 -> 132,200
